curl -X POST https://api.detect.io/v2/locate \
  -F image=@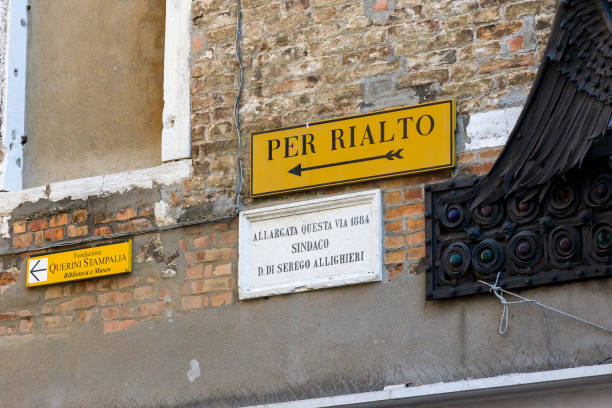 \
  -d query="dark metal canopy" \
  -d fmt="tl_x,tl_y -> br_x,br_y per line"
425,0 -> 612,299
